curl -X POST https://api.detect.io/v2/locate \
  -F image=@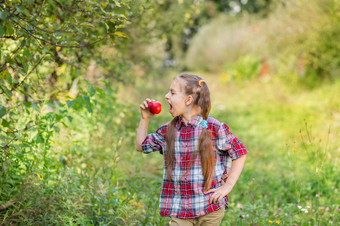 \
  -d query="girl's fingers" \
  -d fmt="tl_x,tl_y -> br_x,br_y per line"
204,189 -> 215,194
140,104 -> 145,109
213,194 -> 220,204
143,100 -> 148,108
217,196 -> 223,204
209,191 -> 225,204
